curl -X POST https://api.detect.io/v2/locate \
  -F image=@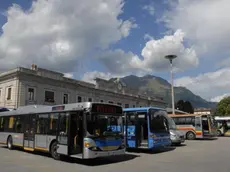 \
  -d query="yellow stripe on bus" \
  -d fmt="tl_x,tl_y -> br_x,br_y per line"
24,147 -> 34,151
13,143 -> 23,147
35,147 -> 49,151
